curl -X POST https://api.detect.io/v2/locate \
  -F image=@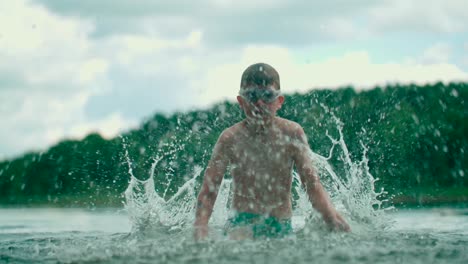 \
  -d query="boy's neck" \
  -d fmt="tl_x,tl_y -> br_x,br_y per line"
243,117 -> 275,134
